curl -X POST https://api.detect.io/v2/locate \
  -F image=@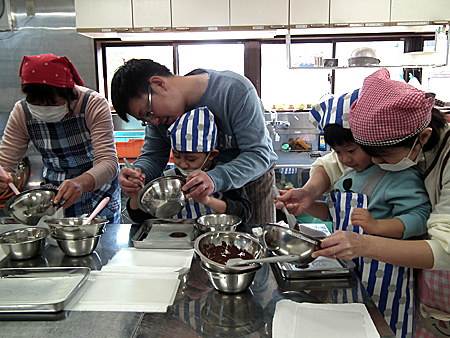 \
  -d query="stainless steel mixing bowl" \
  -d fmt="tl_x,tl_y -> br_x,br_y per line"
195,214 -> 242,233
44,217 -> 107,240
194,231 -> 265,274
0,227 -> 49,260
262,223 -> 322,267
348,47 -> 380,66
201,262 -> 261,294
4,188 -> 59,225
51,234 -> 101,257
138,176 -> 187,218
